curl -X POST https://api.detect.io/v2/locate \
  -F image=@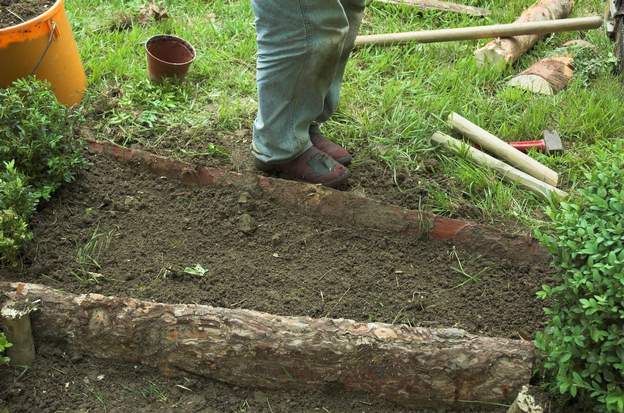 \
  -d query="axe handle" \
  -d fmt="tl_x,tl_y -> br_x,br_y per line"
509,140 -> 546,153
